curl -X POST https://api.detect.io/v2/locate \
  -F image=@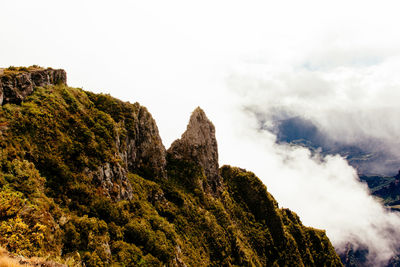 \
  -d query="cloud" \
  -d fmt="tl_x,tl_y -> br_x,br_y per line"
227,54 -> 400,175
218,109 -> 400,266
3,1 -> 400,265
220,33 -> 400,264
